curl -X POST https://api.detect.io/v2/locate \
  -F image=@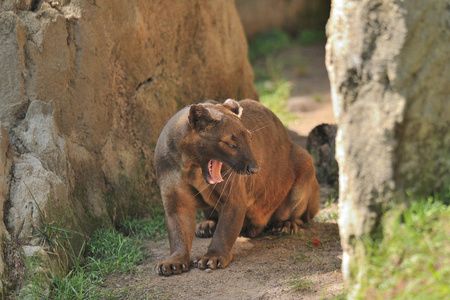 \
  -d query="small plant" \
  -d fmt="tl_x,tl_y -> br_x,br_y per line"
248,29 -> 291,61
296,29 -> 326,45
25,183 -> 82,264
87,228 -> 146,274
359,191 -> 450,299
289,246 -> 311,264
323,196 -> 337,208
288,276 -> 313,292
315,211 -> 339,222
50,267 -> 101,300
49,228 -> 146,299
19,256 -> 50,299
255,79 -> 296,125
